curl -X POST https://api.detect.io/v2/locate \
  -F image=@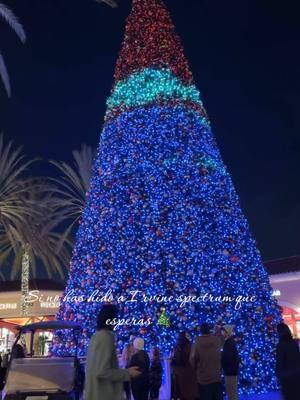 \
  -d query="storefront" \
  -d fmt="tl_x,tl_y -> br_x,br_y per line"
0,279 -> 64,353
265,255 -> 300,338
